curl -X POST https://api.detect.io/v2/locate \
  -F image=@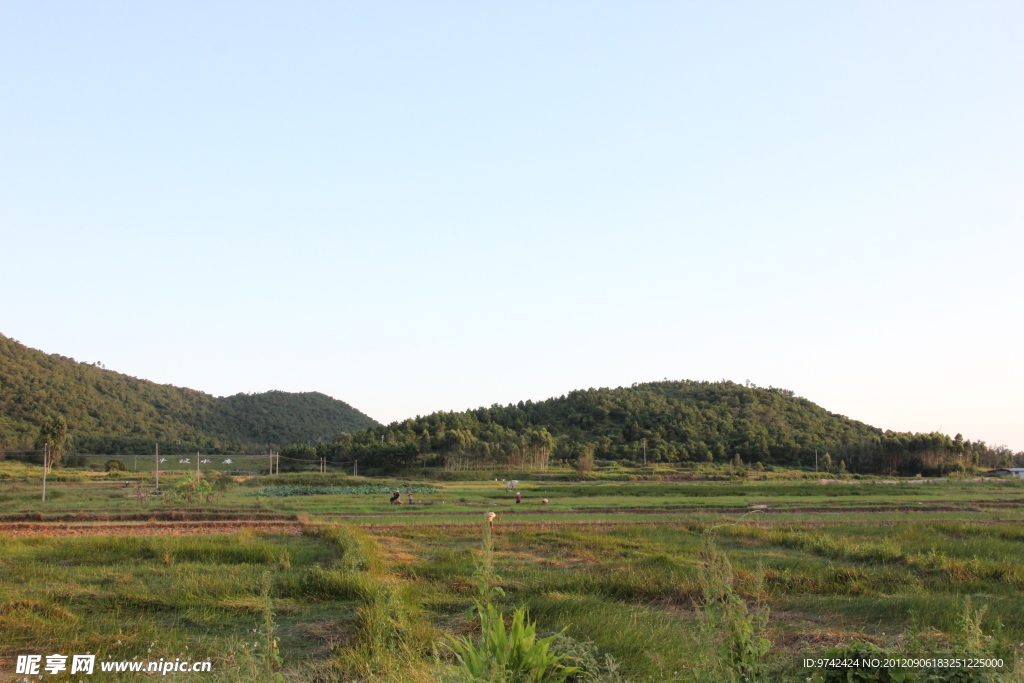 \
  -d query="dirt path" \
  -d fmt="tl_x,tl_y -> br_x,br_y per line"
0,510 -> 293,523
0,520 -> 303,537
